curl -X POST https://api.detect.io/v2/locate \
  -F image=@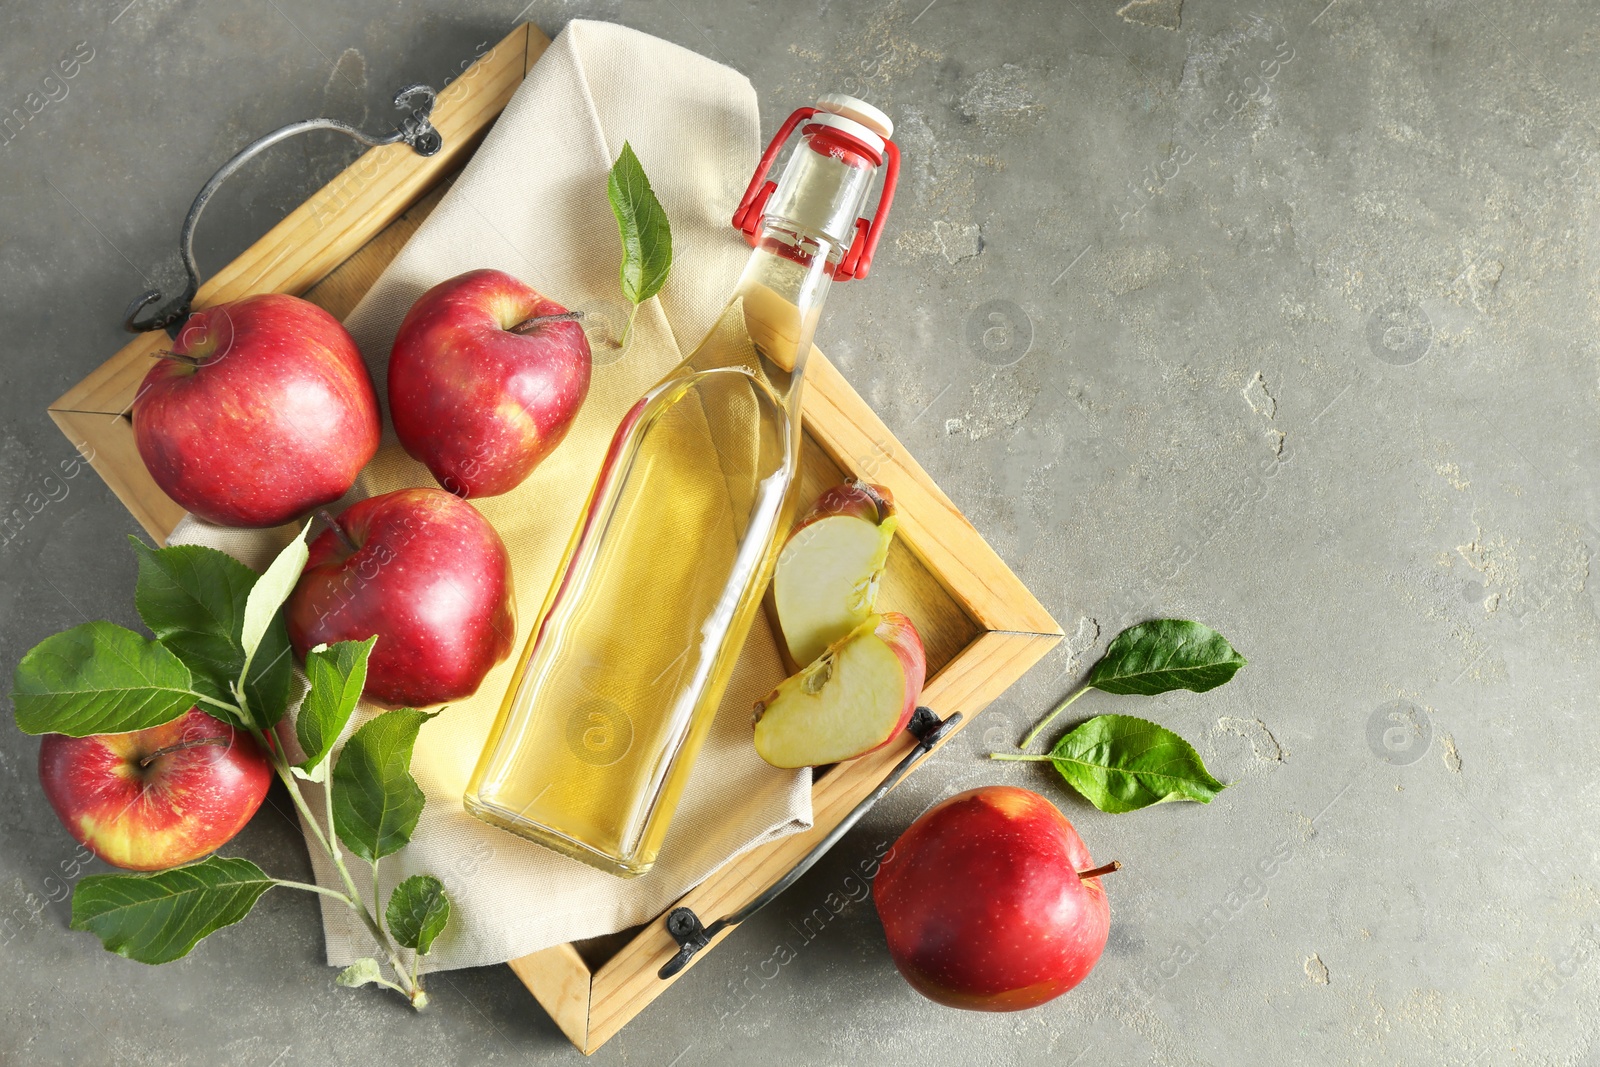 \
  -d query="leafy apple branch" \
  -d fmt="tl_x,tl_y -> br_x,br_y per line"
10,527 -> 450,1009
